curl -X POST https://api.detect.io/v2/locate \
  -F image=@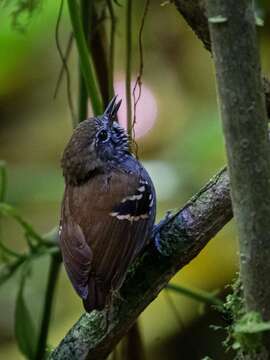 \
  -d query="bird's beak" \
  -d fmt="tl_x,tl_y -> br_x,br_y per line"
103,95 -> 122,124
